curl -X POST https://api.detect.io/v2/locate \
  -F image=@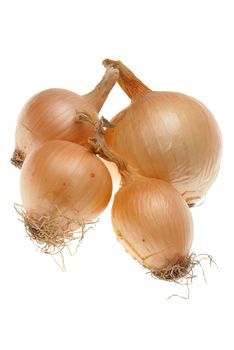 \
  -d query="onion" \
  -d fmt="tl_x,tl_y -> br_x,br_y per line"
17,140 -> 112,252
103,59 -> 222,206
77,115 -> 196,280
11,66 -> 119,168
112,175 -> 194,280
